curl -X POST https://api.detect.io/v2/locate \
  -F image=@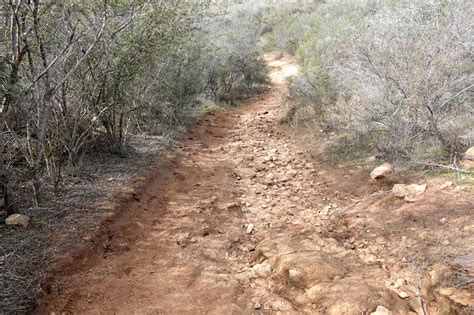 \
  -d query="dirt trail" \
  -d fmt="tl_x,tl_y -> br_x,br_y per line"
36,56 -> 473,314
